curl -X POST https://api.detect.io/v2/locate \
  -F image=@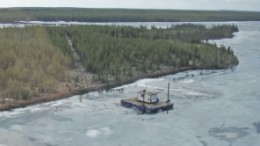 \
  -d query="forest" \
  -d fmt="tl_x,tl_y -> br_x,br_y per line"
62,24 -> 238,82
0,8 -> 260,22
0,27 -> 73,102
0,24 -> 239,105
